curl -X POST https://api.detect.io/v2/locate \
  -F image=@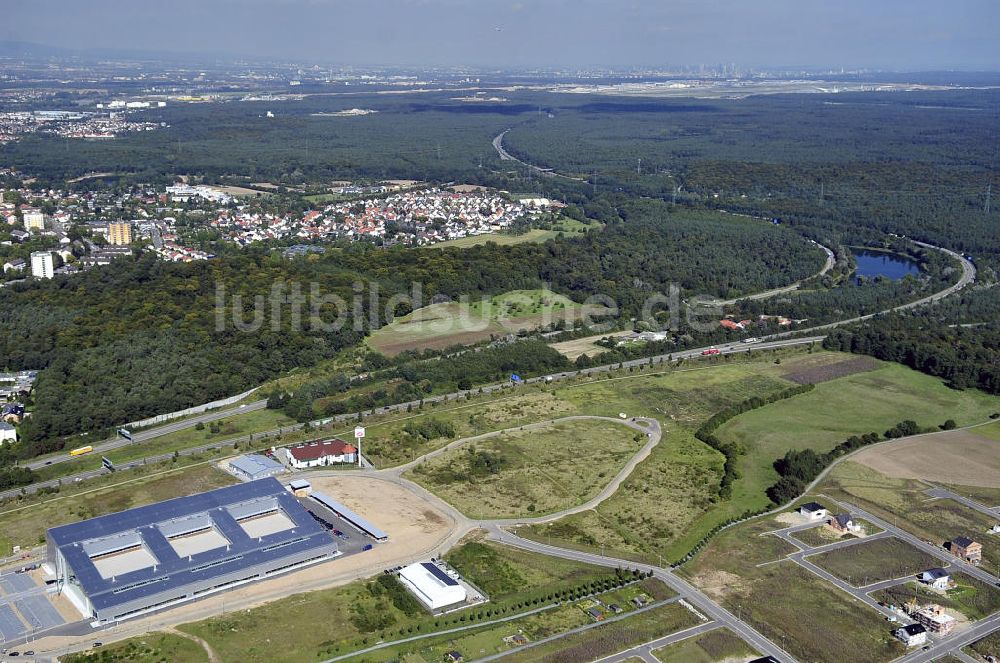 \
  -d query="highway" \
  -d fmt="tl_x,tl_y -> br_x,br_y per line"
1,335 -> 824,500
23,400 -> 267,471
